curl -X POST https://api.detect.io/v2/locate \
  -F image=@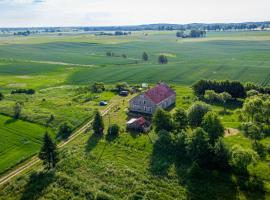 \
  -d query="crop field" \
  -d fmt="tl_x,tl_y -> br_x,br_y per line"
0,114 -> 51,174
0,31 -> 270,87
